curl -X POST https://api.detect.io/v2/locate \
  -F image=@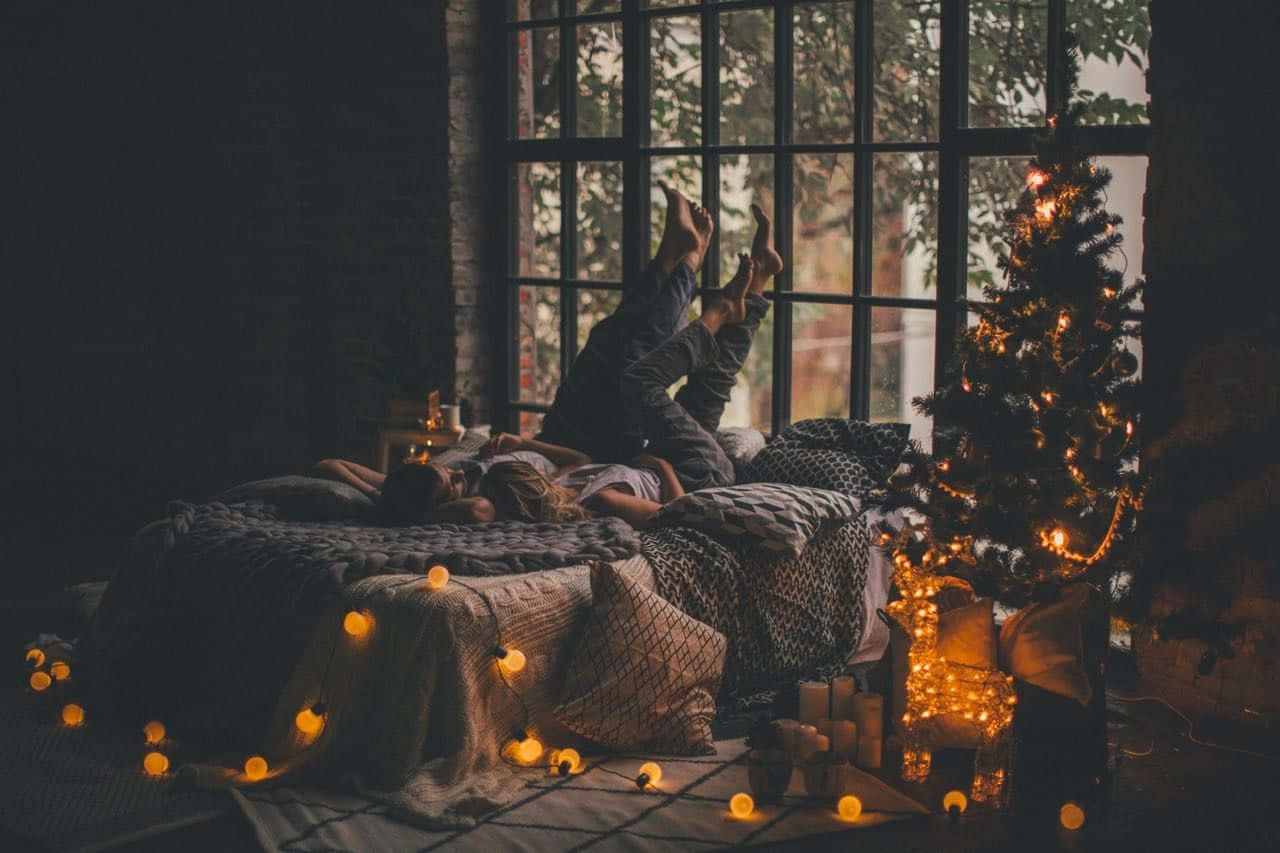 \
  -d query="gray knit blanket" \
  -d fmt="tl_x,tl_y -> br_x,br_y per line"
80,500 -> 641,752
